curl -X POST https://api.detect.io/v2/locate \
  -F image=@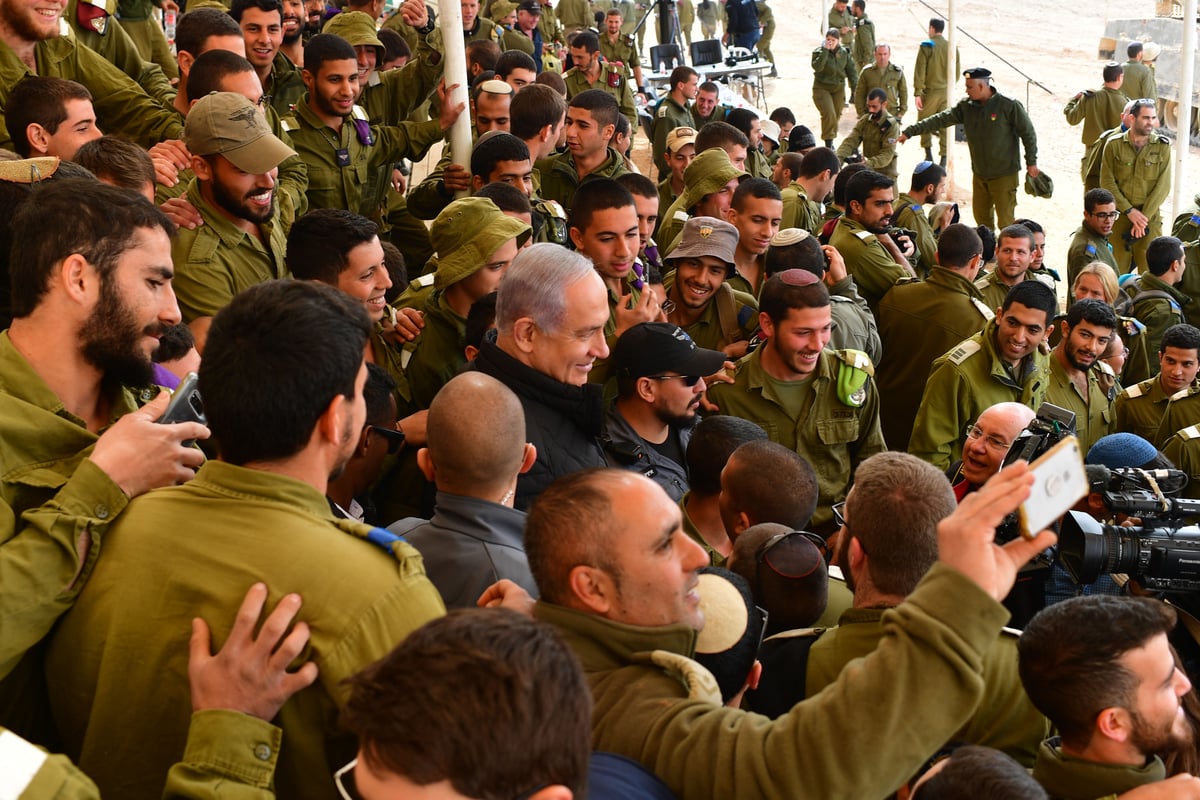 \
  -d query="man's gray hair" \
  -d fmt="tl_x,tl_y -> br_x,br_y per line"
496,243 -> 596,334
